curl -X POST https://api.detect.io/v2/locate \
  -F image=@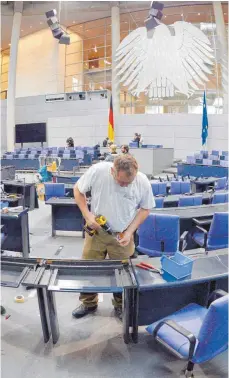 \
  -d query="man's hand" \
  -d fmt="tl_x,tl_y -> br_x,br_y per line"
85,212 -> 101,230
118,231 -> 132,247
